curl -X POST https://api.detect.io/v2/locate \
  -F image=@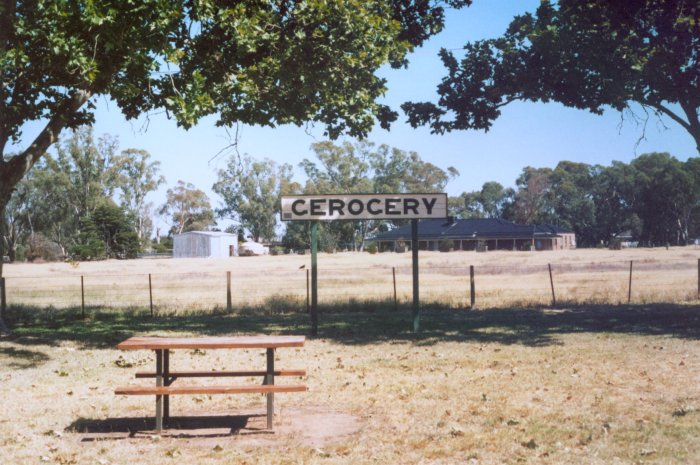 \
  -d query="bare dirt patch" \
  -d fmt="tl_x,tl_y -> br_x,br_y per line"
71,406 -> 360,449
